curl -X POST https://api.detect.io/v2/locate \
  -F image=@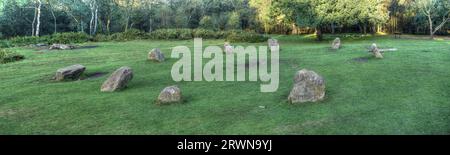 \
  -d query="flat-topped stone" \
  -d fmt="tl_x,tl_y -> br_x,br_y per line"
54,64 -> 86,81
101,66 -> 133,92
